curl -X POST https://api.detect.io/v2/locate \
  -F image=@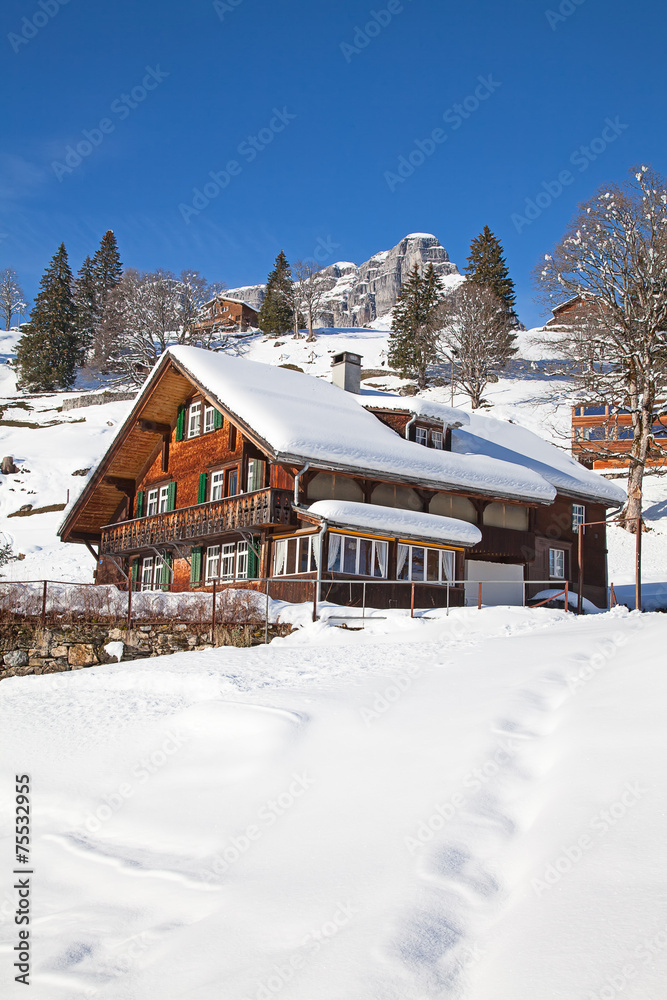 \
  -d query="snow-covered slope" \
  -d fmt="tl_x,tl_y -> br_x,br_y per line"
2,606 -> 666,998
